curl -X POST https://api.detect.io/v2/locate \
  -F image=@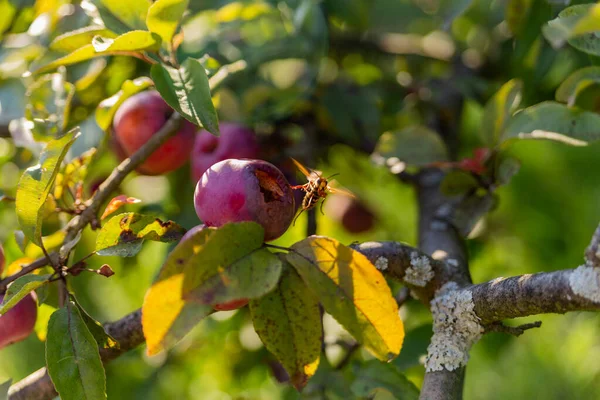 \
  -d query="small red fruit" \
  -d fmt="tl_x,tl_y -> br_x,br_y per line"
191,123 -> 259,183
112,90 -> 197,175
194,159 -> 295,241
325,195 -> 375,234
0,292 -> 37,349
